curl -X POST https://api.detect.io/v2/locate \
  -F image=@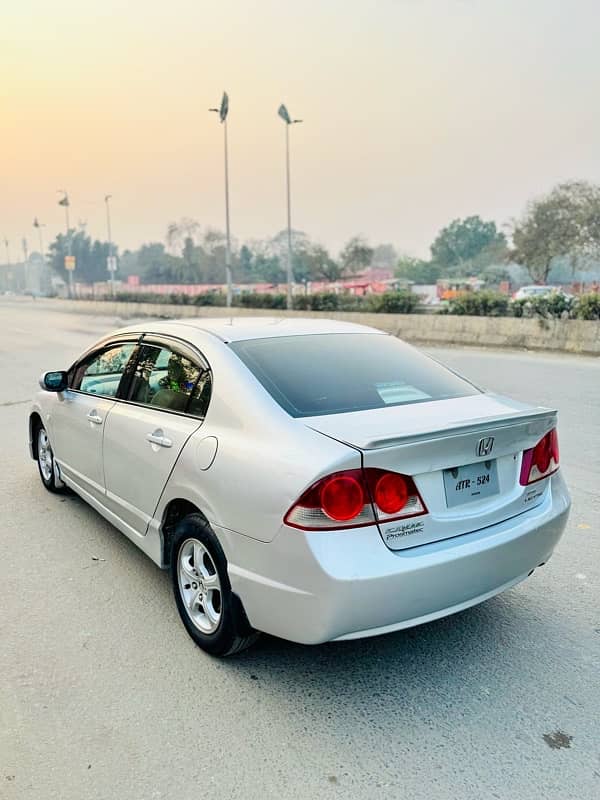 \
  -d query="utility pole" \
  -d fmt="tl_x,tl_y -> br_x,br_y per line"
209,92 -> 233,307
277,104 -> 303,310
